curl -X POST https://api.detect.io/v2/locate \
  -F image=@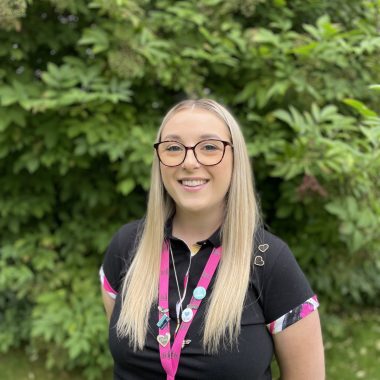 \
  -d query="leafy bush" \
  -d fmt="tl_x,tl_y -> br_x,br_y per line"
0,0 -> 379,377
